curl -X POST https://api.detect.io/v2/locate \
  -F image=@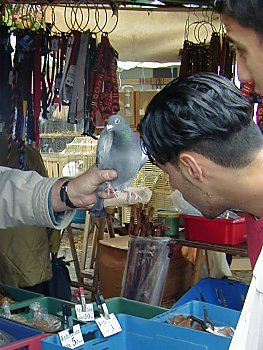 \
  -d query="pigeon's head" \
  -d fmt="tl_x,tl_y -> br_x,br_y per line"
106,115 -> 128,132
